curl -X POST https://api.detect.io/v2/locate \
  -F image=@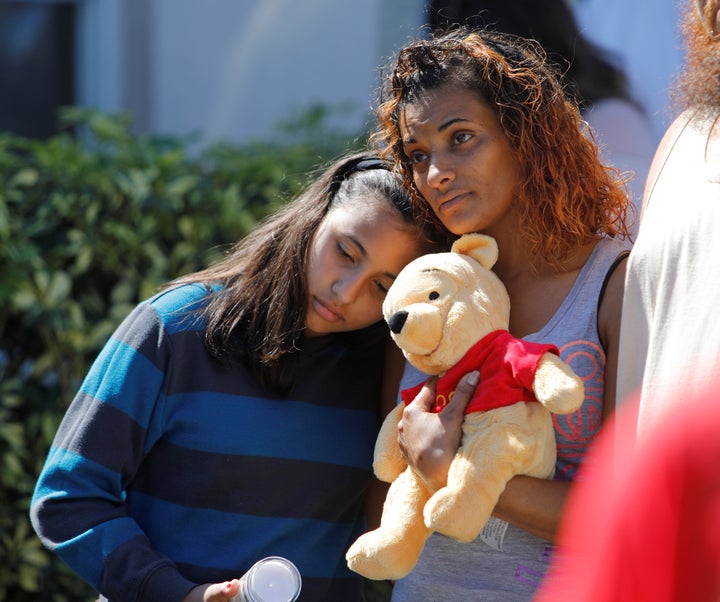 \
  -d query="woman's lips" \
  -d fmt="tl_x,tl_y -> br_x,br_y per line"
436,191 -> 469,213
